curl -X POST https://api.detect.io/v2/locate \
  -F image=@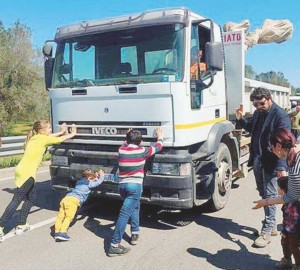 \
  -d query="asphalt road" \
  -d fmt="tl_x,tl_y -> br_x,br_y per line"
0,166 -> 284,270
